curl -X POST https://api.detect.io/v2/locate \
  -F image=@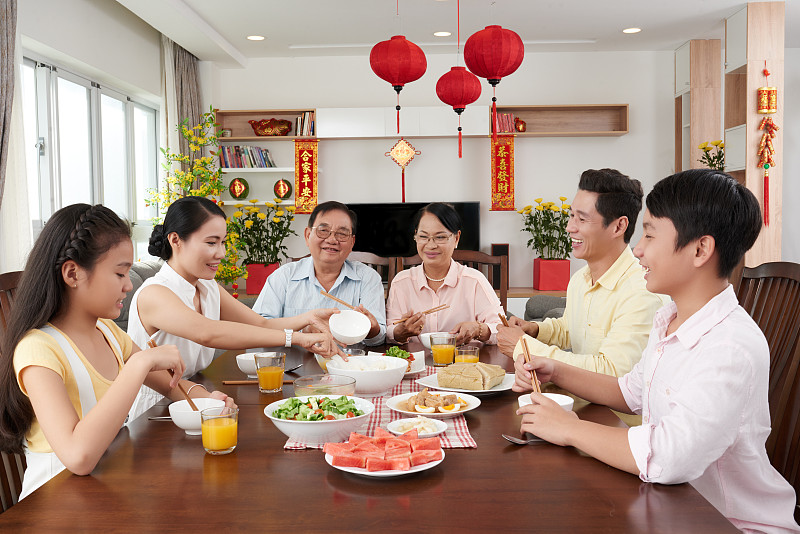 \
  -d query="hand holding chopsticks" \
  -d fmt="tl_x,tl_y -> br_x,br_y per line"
147,340 -> 198,411
391,303 -> 450,325
521,338 -> 542,394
